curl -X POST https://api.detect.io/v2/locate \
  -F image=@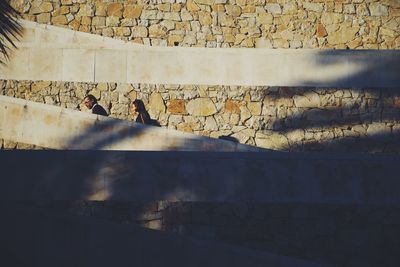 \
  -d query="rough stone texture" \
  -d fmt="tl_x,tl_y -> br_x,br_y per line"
3,80 -> 399,153
9,0 -> 399,49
